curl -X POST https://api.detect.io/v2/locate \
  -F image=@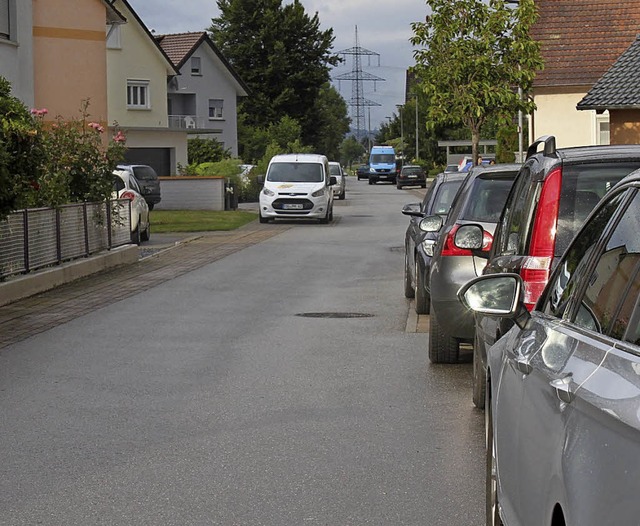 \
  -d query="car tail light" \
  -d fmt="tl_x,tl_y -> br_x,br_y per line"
441,225 -> 494,256
120,190 -> 136,201
520,166 -> 562,310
